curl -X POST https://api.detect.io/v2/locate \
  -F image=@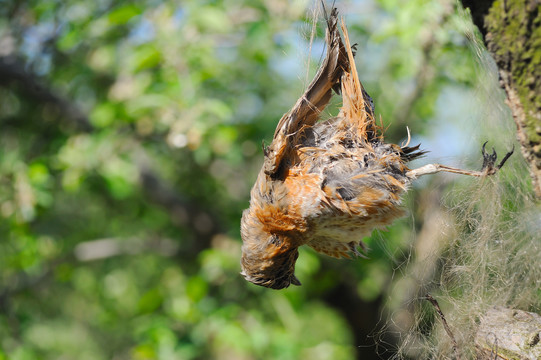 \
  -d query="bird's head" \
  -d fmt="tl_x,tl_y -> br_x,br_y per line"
240,209 -> 302,289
